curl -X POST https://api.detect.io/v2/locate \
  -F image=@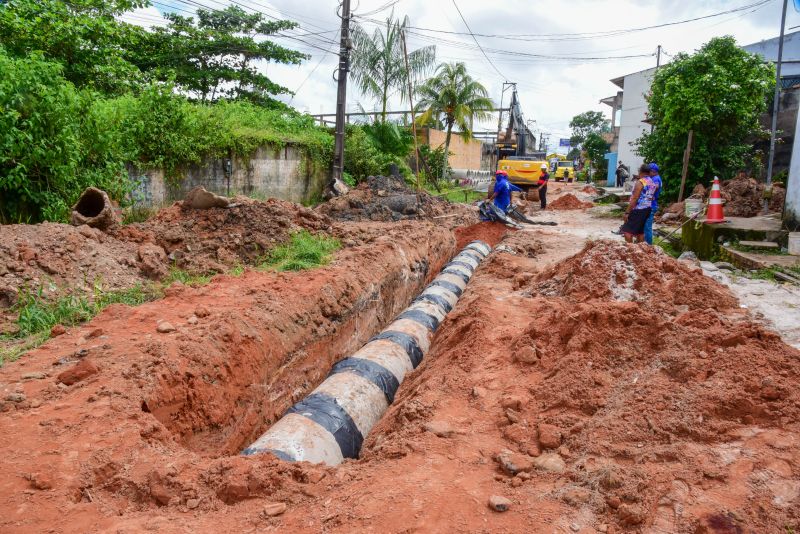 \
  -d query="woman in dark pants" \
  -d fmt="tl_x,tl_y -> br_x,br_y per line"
621,164 -> 658,243
537,164 -> 550,209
